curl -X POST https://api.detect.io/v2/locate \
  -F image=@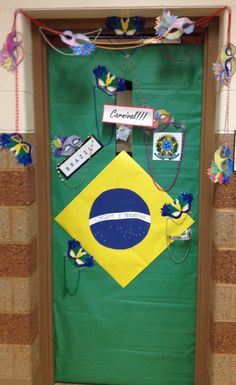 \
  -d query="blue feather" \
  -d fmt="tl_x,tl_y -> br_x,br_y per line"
83,256 -> 95,267
179,192 -> 193,206
105,16 -> 121,30
161,203 -> 177,217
